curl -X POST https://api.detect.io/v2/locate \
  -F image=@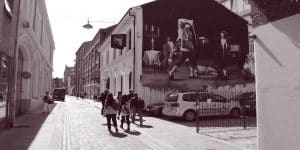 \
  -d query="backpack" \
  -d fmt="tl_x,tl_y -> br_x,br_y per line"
112,100 -> 120,110
43,96 -> 49,103
137,99 -> 145,109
